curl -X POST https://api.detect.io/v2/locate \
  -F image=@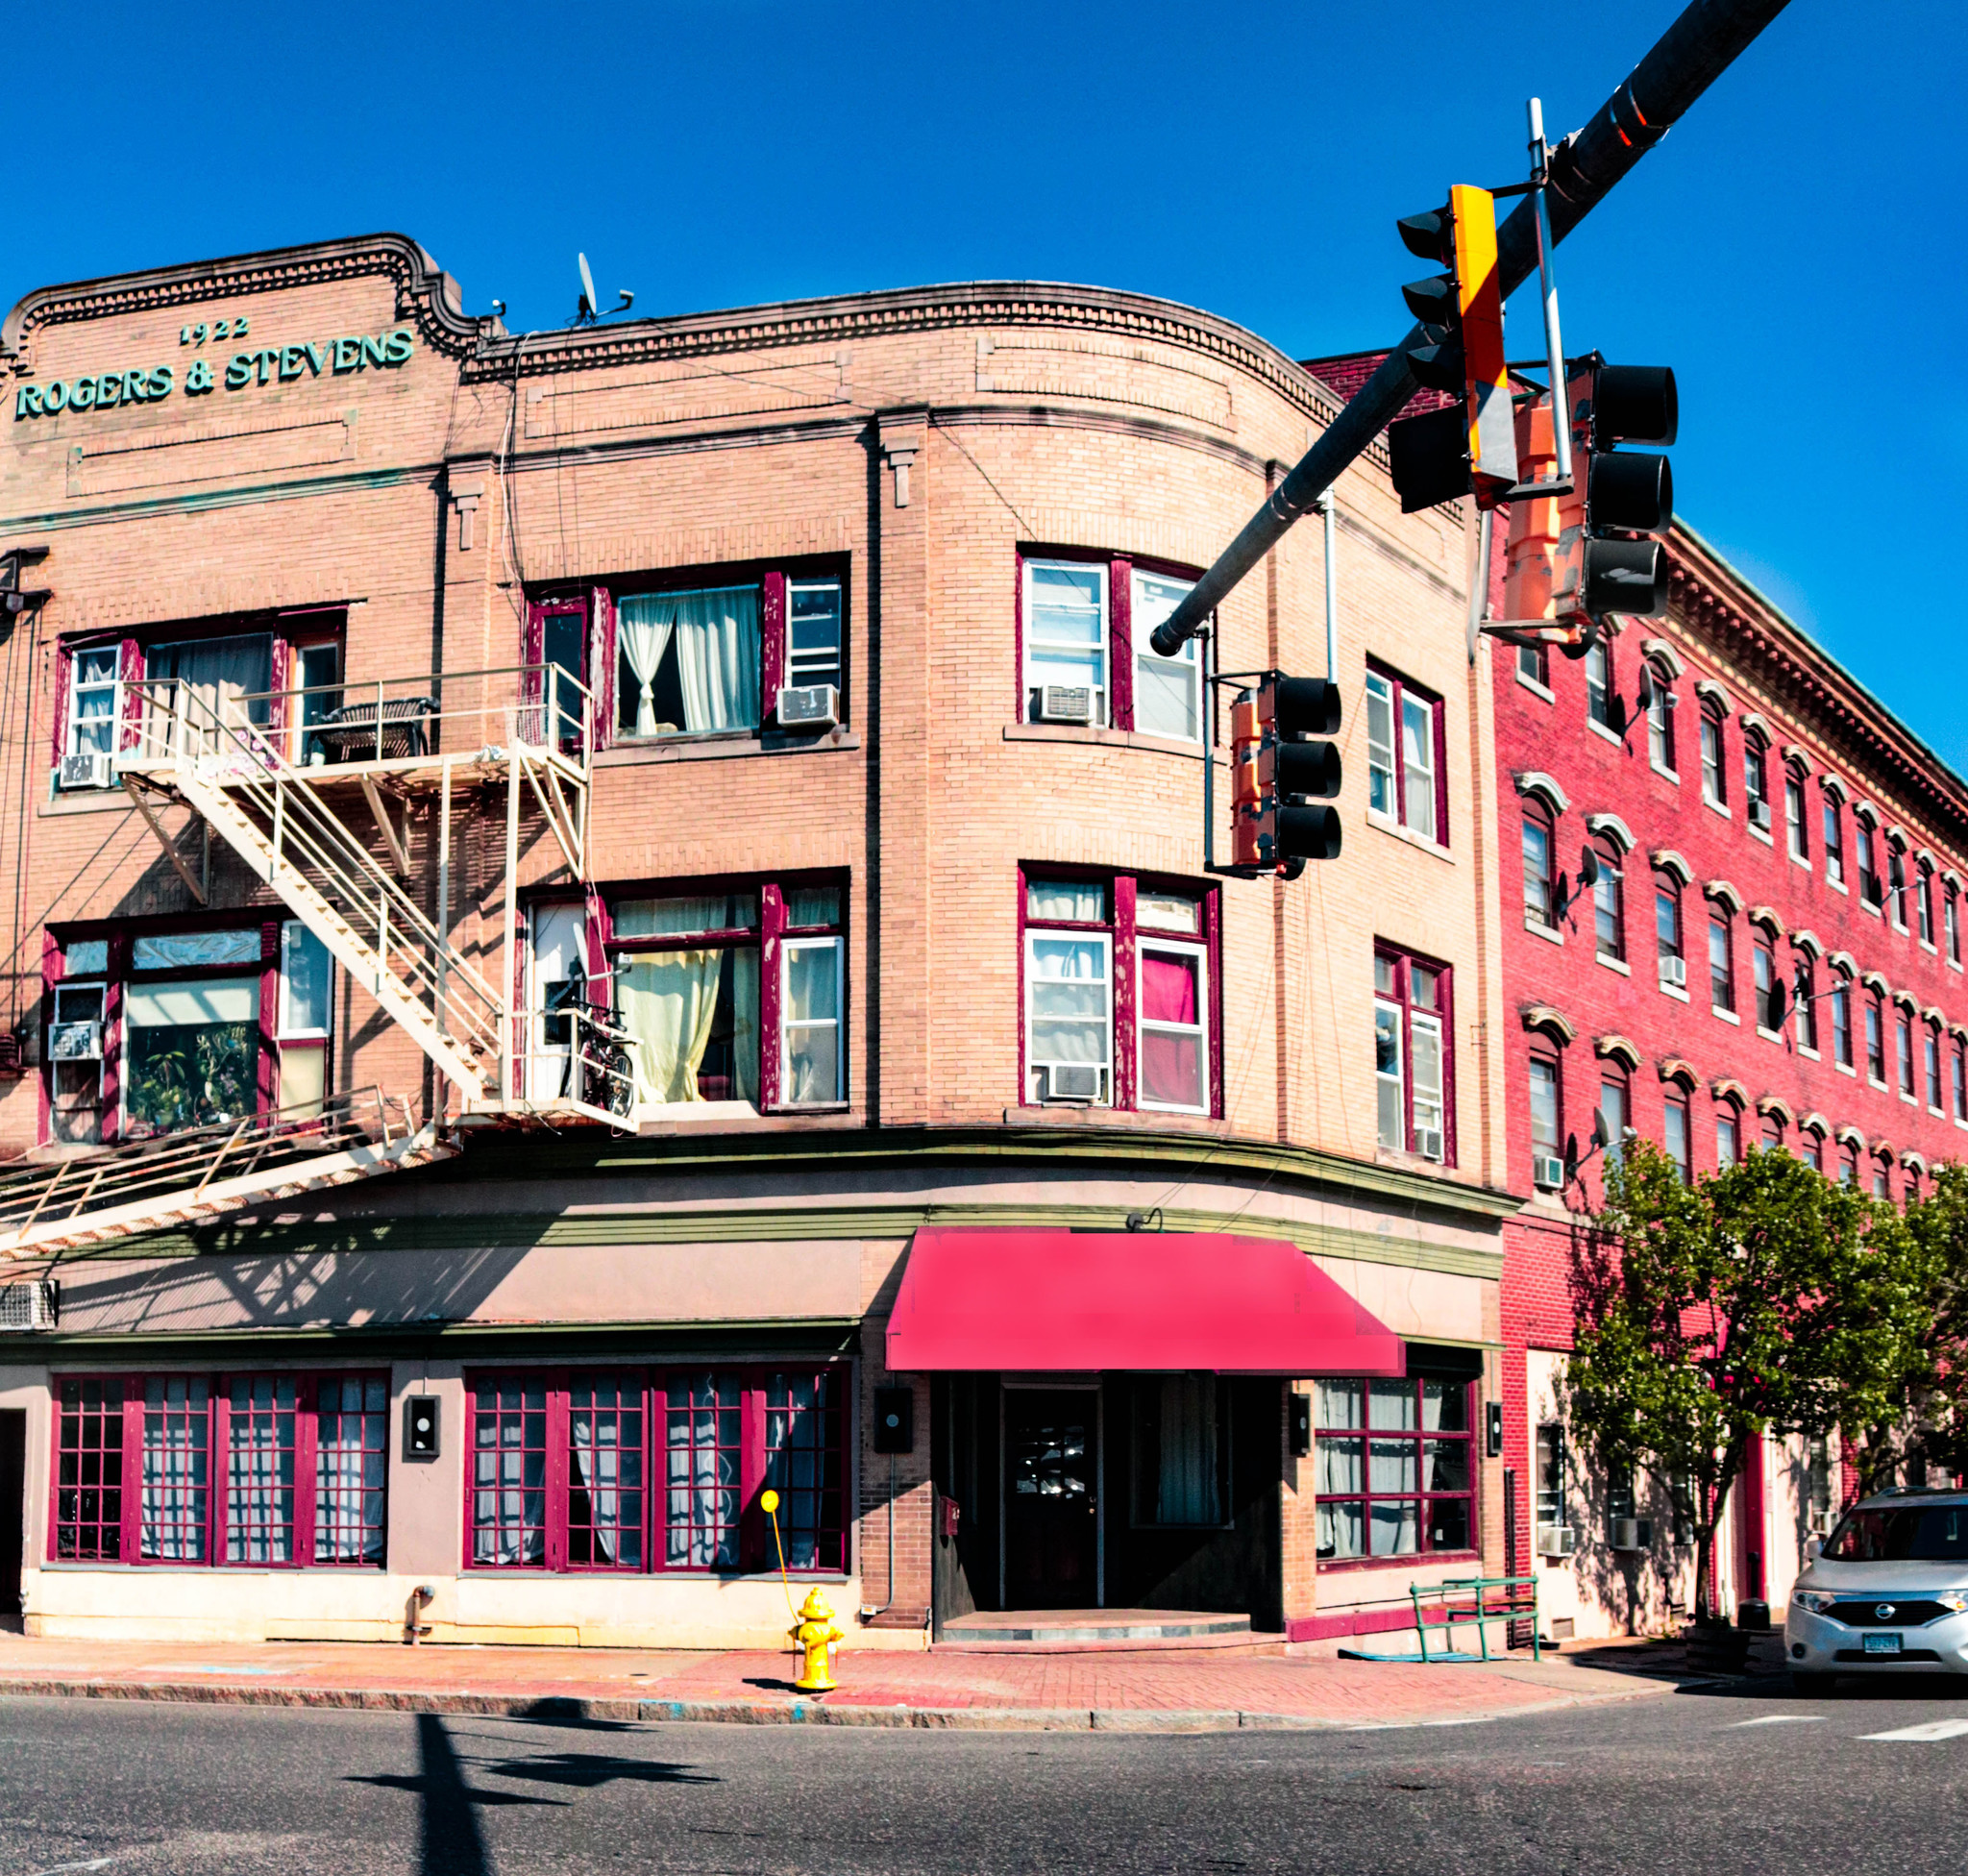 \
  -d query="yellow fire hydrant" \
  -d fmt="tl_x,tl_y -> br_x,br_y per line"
792,1586 -> 843,1693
